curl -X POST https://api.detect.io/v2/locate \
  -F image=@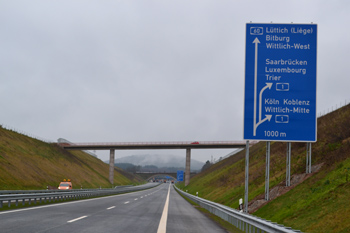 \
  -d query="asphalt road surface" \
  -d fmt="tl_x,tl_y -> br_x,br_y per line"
0,183 -> 227,233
